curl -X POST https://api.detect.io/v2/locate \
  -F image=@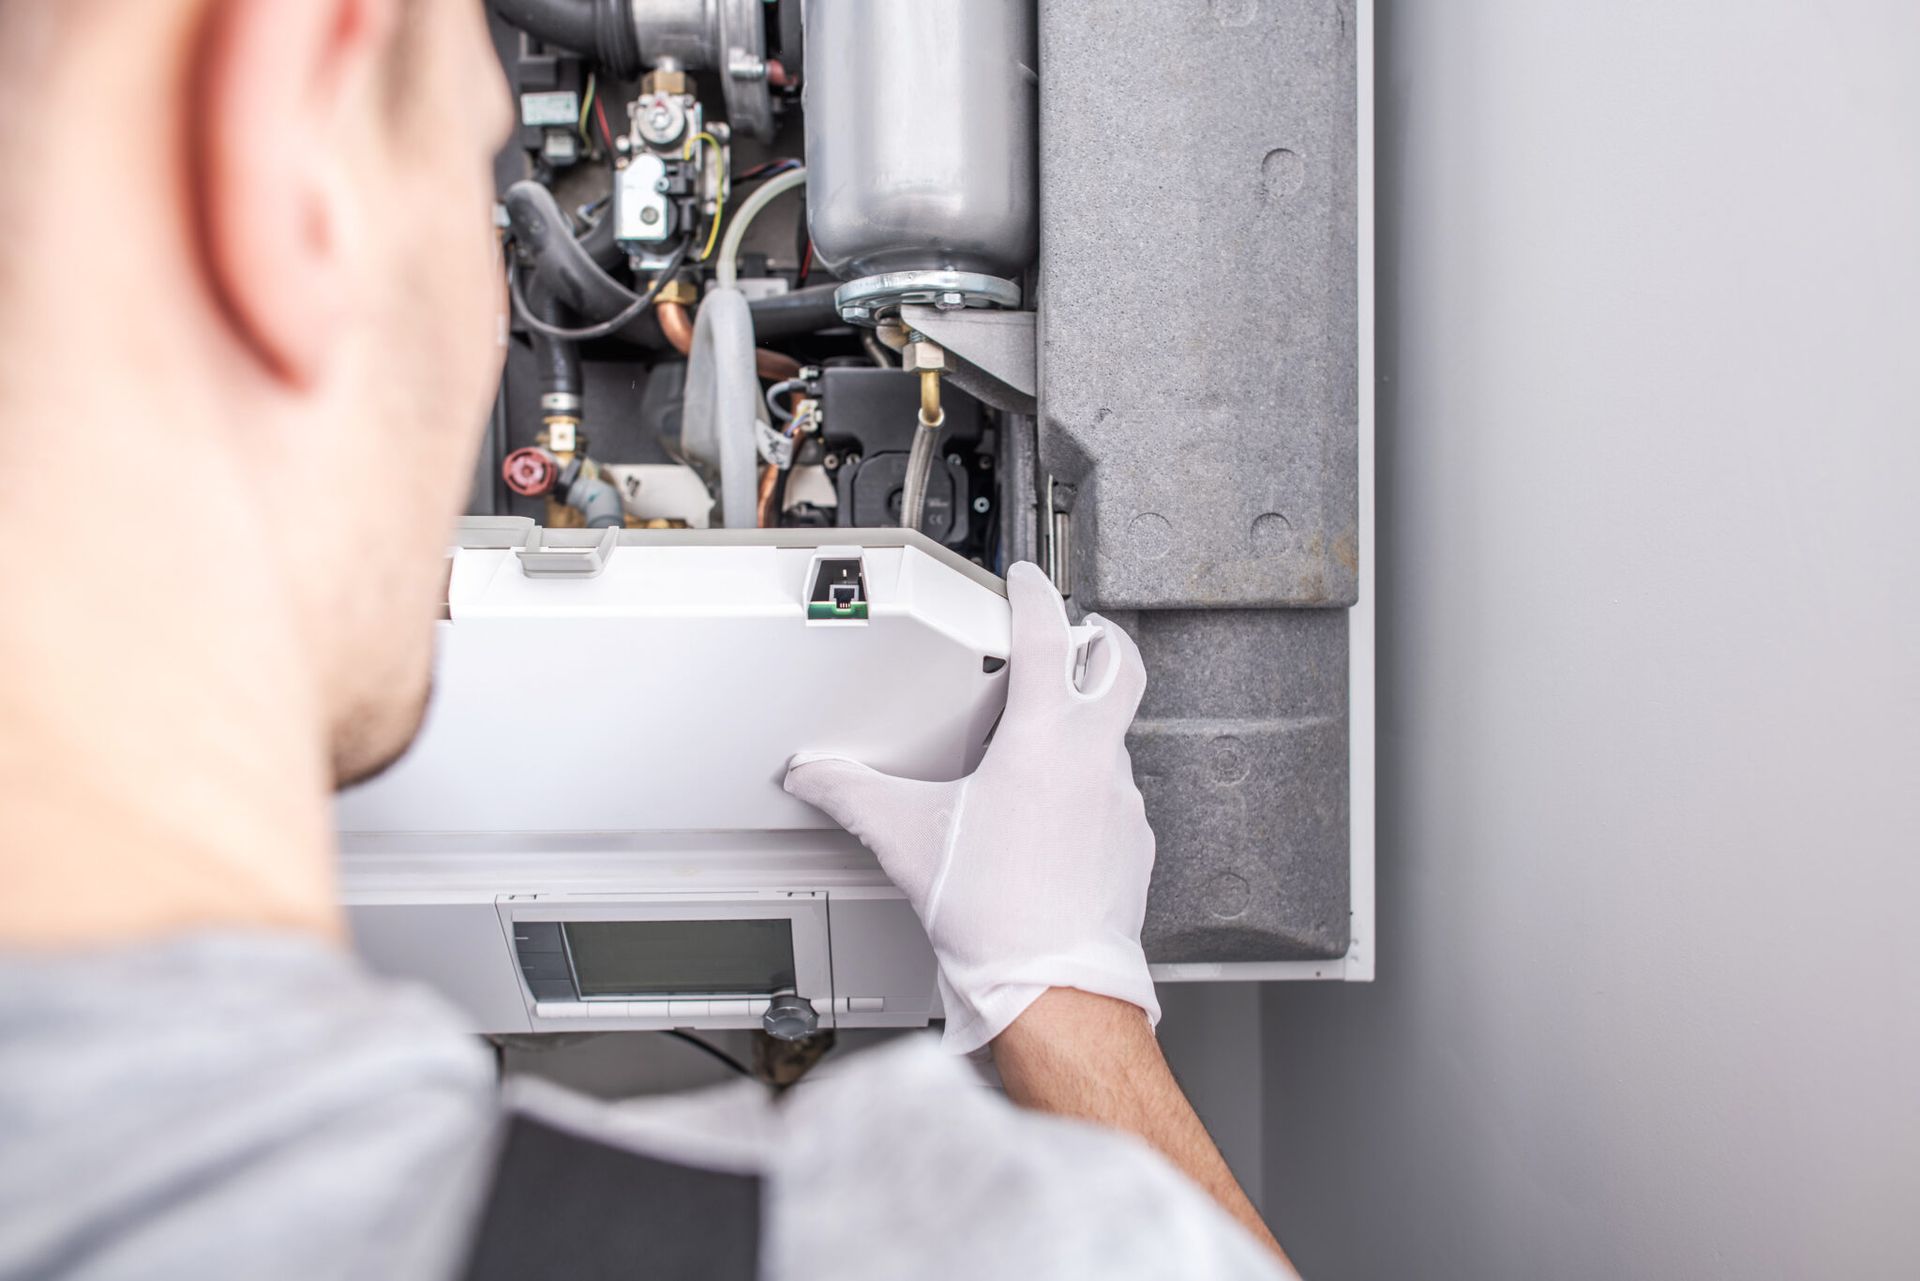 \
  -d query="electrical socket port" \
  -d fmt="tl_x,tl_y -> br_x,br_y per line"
807,557 -> 869,622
